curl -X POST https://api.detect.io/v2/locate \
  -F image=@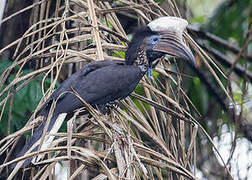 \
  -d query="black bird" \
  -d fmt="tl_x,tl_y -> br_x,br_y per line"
14,17 -> 196,168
